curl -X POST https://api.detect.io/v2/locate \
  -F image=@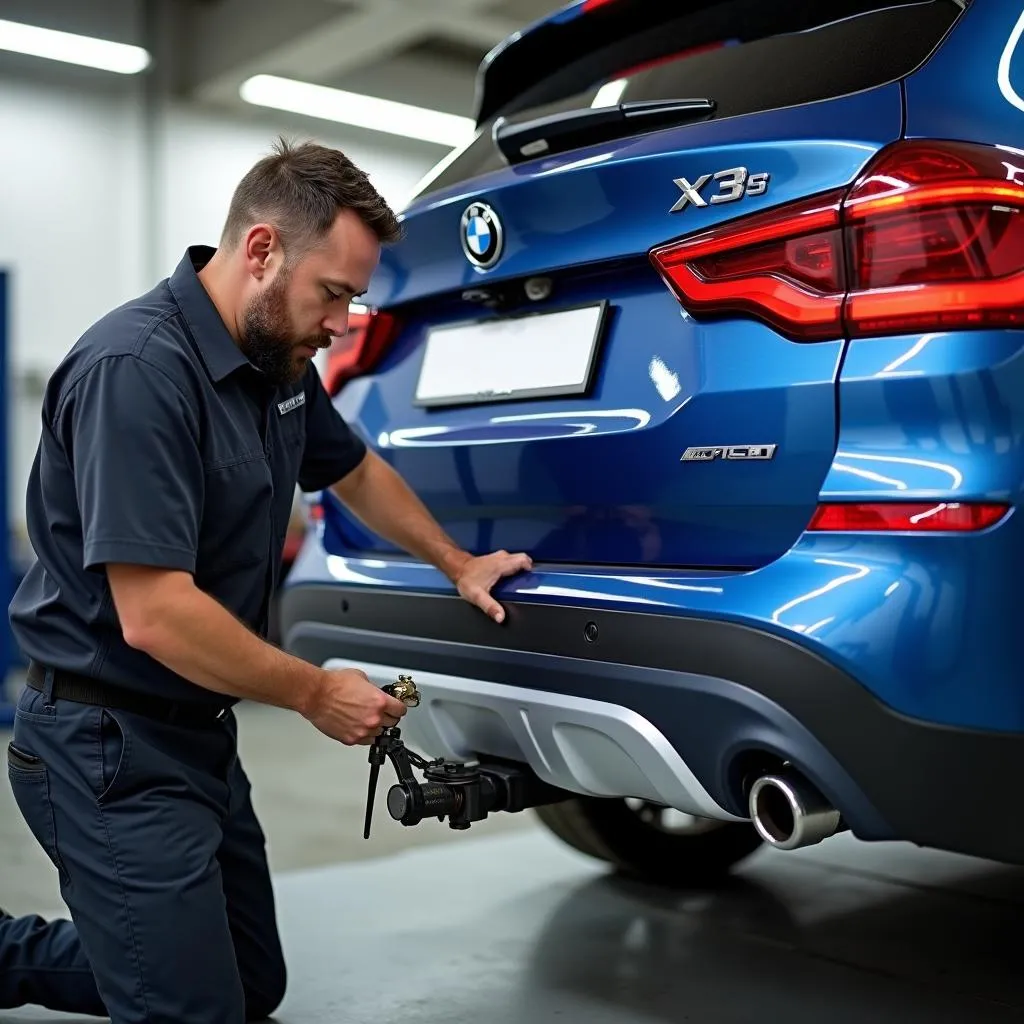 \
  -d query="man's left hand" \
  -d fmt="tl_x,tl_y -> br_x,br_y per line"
454,550 -> 533,623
